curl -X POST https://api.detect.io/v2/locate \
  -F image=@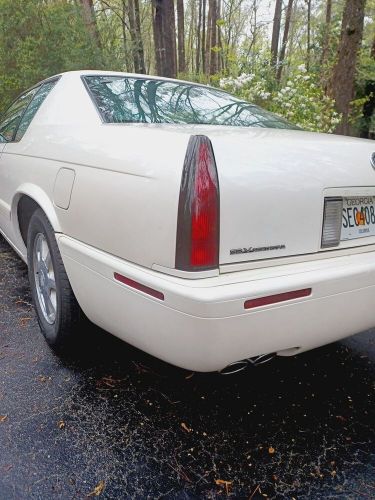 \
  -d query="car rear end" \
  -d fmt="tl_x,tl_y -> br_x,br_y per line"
59,141 -> 375,372
57,72 -> 375,372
